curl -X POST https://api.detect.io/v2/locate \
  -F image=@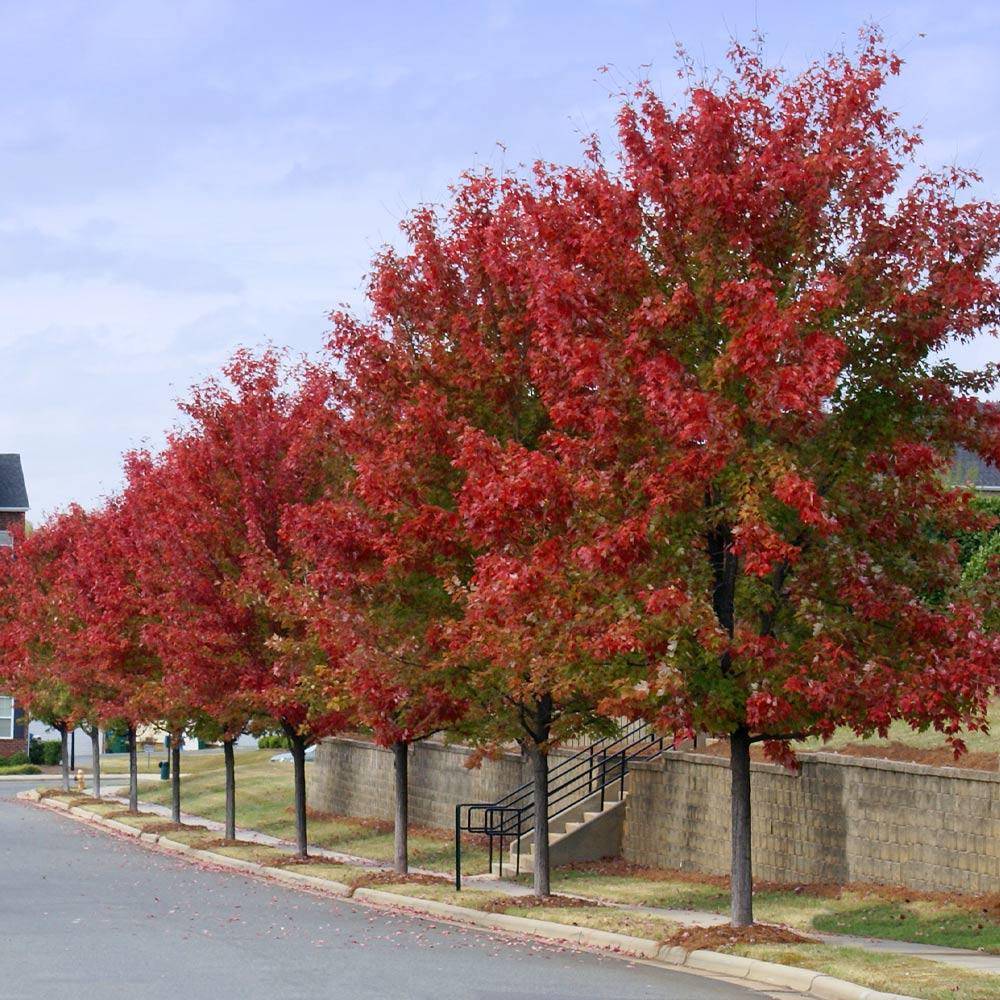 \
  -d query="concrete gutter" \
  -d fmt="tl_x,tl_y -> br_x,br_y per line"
20,789 -> 917,1000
